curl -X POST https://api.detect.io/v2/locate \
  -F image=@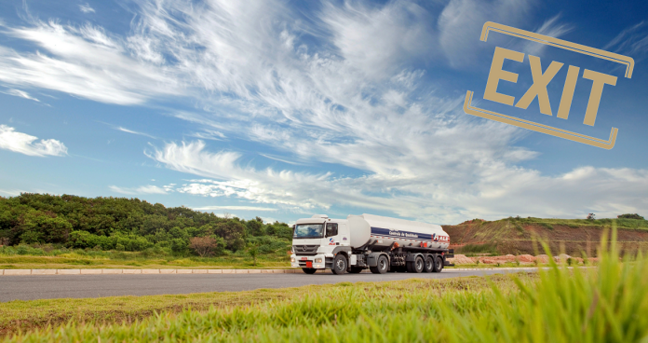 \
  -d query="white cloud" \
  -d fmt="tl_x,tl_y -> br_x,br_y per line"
0,21 -> 182,105
0,125 -> 67,157
152,140 -> 648,224
1,88 -> 40,102
109,185 -> 168,195
79,3 -> 95,14
604,21 -> 648,62
116,126 -> 157,139
189,130 -> 226,141
0,189 -> 22,196
320,0 -> 437,80
522,14 -> 573,56
438,0 -> 534,67
193,205 -> 277,212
